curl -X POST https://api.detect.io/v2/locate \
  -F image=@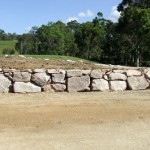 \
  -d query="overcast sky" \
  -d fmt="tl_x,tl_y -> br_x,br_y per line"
0,0 -> 122,34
